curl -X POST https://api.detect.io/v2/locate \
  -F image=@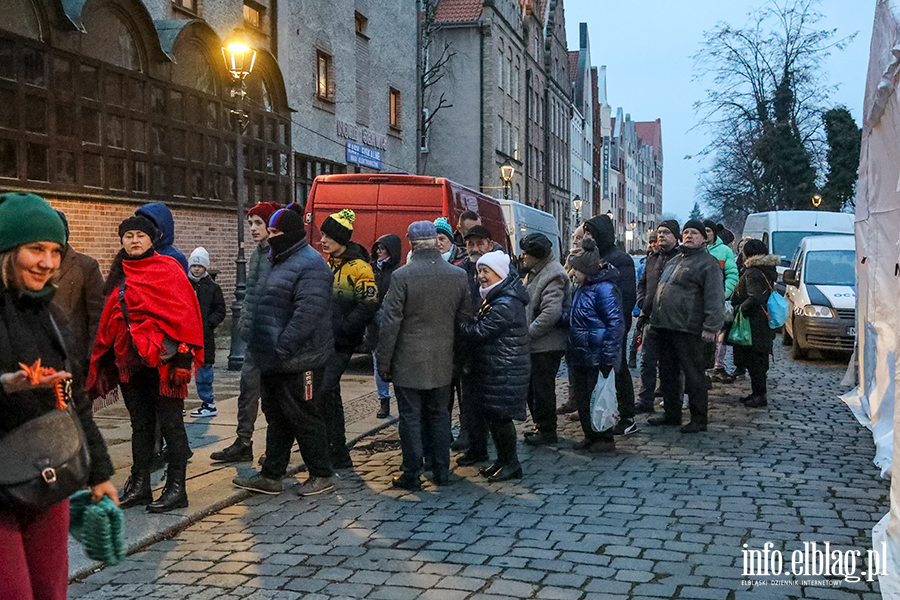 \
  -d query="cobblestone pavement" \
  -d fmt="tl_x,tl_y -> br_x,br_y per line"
70,339 -> 887,600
